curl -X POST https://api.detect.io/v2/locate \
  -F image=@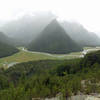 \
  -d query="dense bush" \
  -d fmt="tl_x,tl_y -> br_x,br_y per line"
0,51 -> 100,99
